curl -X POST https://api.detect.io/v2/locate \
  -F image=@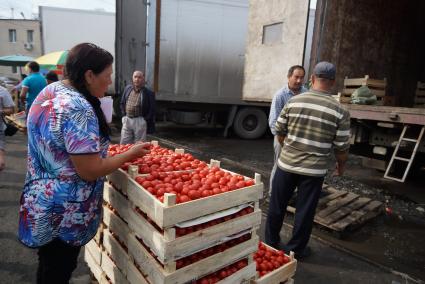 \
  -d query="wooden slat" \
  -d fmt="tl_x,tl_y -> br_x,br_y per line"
128,206 -> 261,263
103,183 -> 129,222
317,197 -> 371,225
84,247 -> 105,282
85,239 -> 102,265
330,201 -> 383,231
218,262 -> 256,283
128,233 -> 258,284
103,205 -> 130,246
101,251 -> 129,284
126,174 -> 263,228
106,169 -> 129,195
317,190 -> 348,208
103,229 -> 130,277
316,193 -> 358,219
127,260 -> 149,284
